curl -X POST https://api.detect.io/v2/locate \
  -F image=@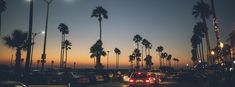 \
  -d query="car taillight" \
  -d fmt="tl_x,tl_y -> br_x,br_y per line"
129,78 -> 135,83
145,79 -> 150,83
153,78 -> 156,81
